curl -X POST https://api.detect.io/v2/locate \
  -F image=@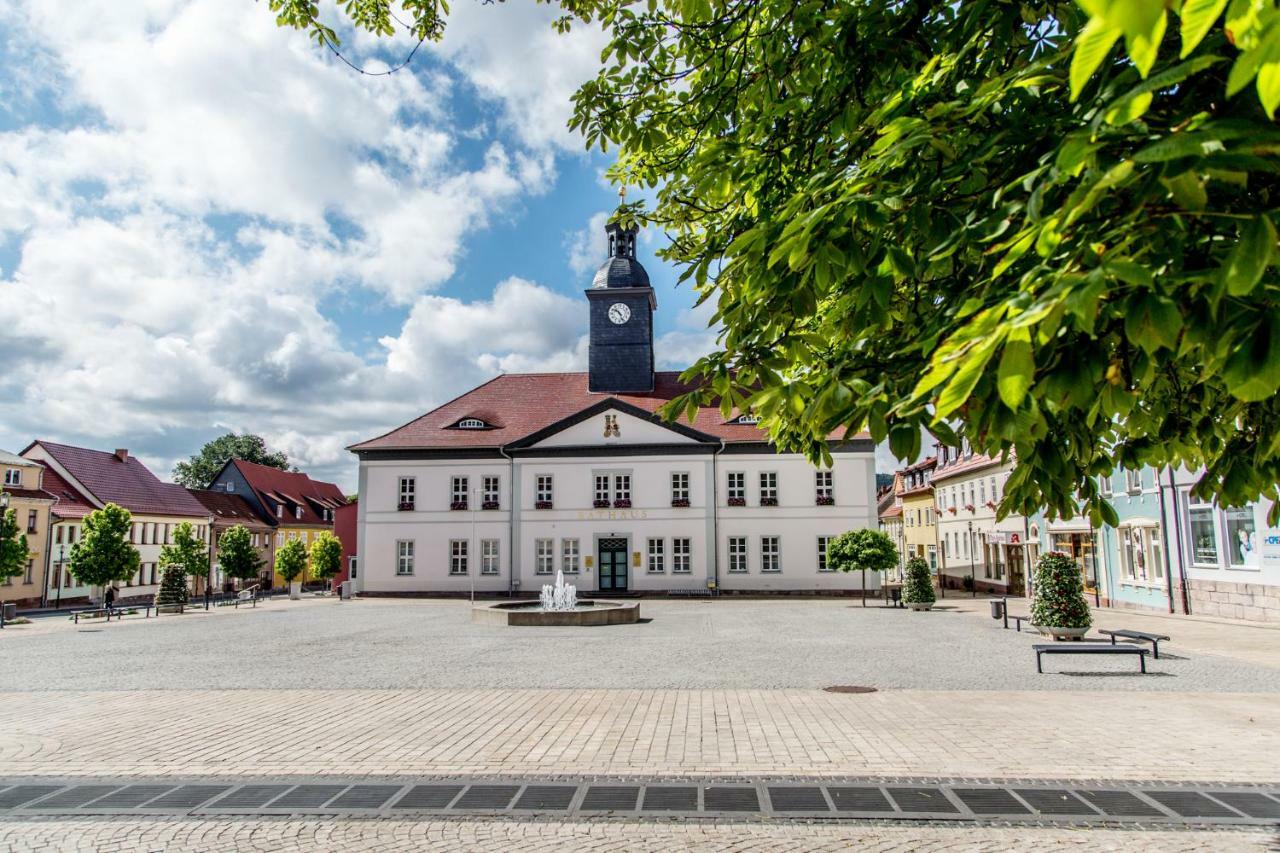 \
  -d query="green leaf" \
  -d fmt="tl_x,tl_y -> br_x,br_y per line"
1105,91 -> 1153,124
1222,314 -> 1280,401
1162,171 -> 1208,211
934,339 -> 998,420
1223,215 -> 1276,295
1126,9 -> 1167,78
1180,0 -> 1230,58
997,330 -> 1034,410
1124,292 -> 1183,352
1071,17 -> 1122,101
